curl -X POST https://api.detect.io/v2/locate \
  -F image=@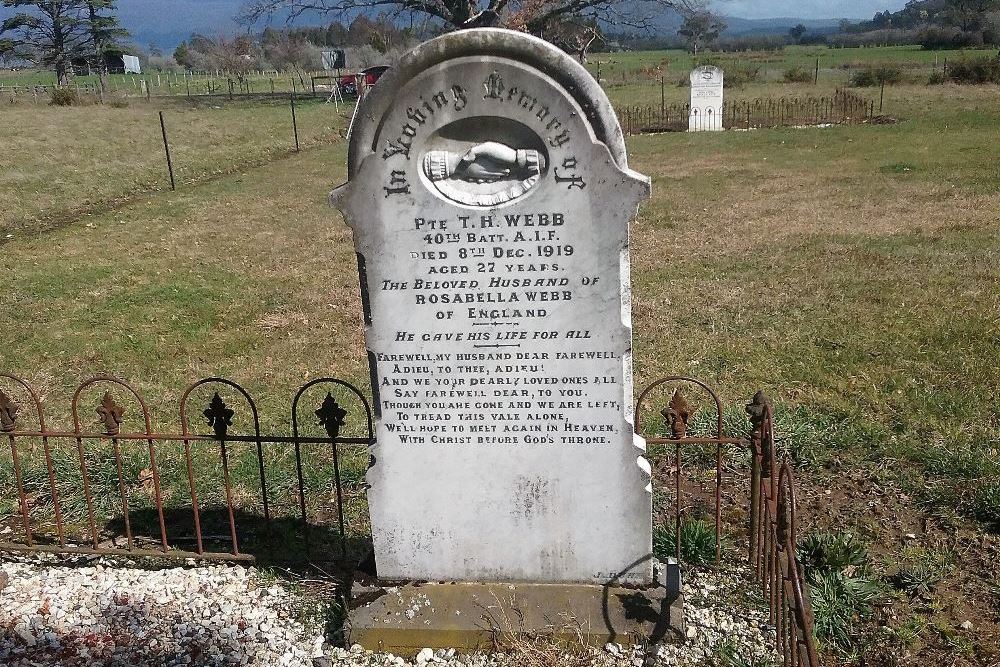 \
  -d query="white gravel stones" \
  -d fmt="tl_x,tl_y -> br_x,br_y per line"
653,565 -> 777,666
0,556 -> 323,667
0,558 -> 773,667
